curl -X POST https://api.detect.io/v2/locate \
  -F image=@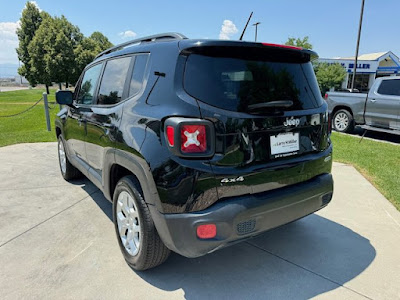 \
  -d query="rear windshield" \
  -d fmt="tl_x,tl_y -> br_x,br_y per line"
183,53 -> 323,112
